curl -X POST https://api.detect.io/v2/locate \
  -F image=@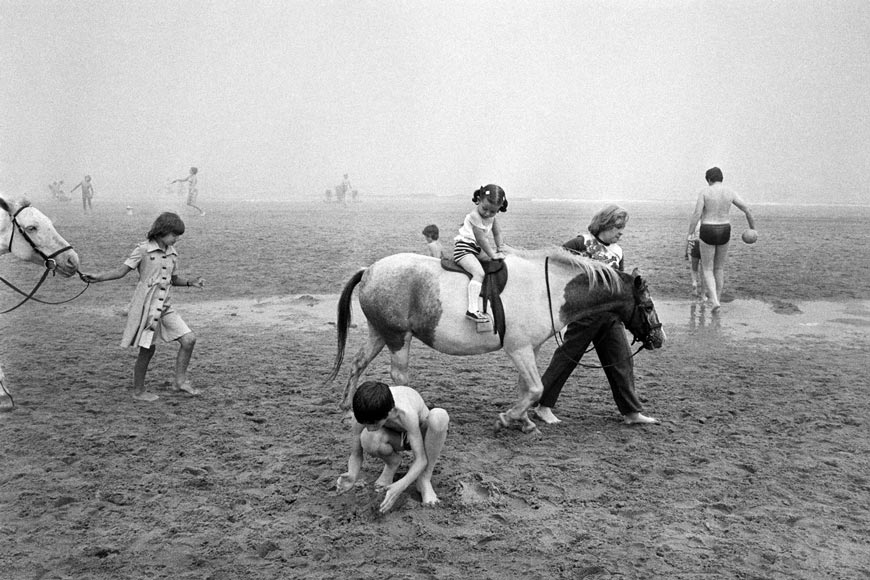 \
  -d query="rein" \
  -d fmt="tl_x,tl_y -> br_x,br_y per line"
1,206 -> 87,314
544,256 -> 647,370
